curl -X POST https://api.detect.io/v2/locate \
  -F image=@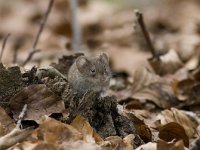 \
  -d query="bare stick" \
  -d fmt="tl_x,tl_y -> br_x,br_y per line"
22,49 -> 40,66
134,10 -> 156,58
22,0 -> 54,66
70,0 -> 82,51
0,104 -> 31,149
0,127 -> 33,150
16,104 -> 28,129
0,33 -> 10,62
32,0 -> 54,49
